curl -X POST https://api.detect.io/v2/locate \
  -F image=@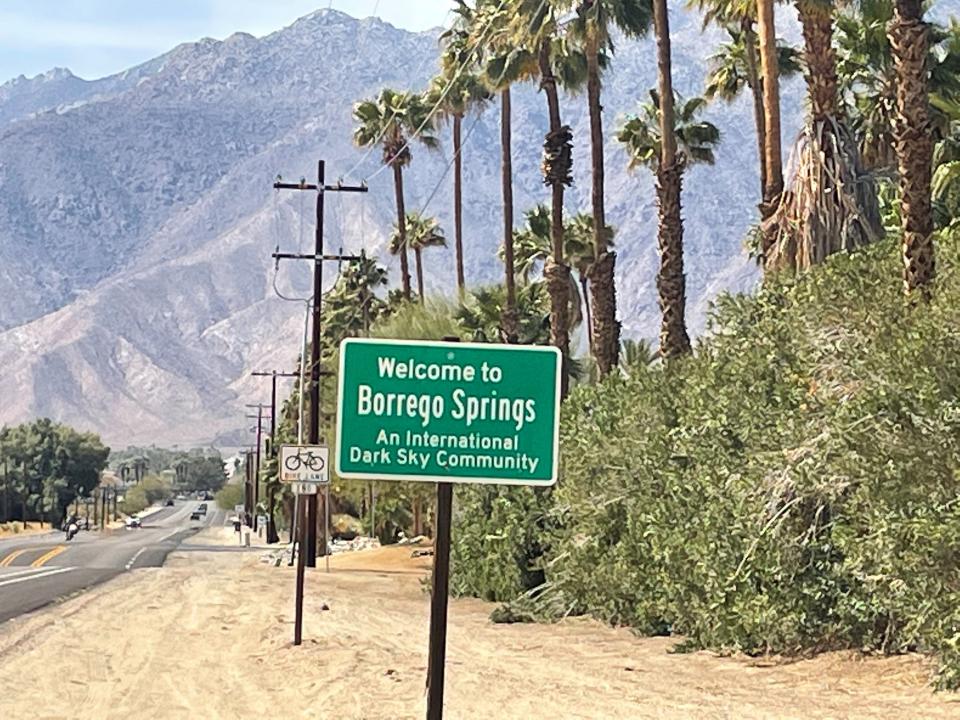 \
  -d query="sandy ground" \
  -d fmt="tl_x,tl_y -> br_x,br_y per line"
1,529 -> 958,719
0,522 -> 53,539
